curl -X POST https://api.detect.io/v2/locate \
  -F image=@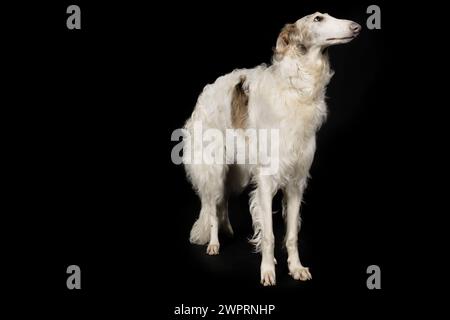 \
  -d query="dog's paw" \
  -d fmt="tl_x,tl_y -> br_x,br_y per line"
261,266 -> 276,286
206,244 -> 220,255
289,266 -> 312,281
